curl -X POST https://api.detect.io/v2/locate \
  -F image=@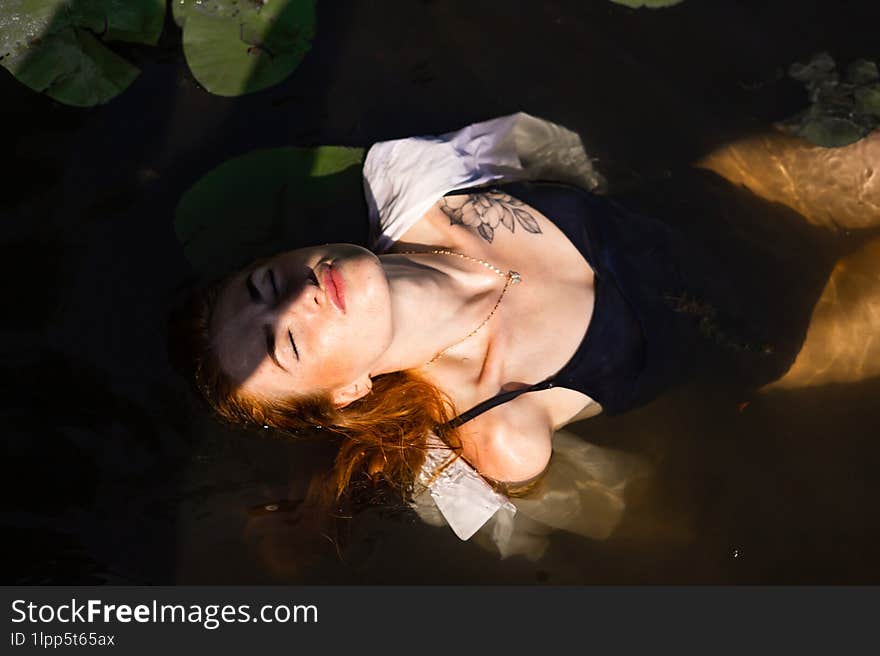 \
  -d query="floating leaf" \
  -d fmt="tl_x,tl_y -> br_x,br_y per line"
172,0 -> 191,28
855,84 -> 880,119
844,59 -> 880,86
789,51 -> 836,85
0,0 -> 165,106
780,53 -> 880,148
175,146 -> 365,278
608,0 -> 685,8
177,0 -> 316,97
796,117 -> 865,149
